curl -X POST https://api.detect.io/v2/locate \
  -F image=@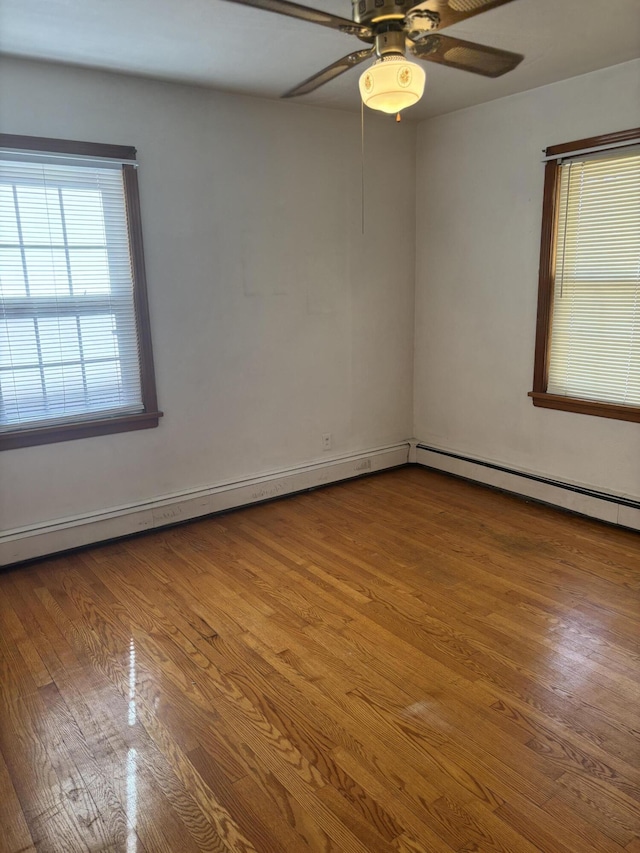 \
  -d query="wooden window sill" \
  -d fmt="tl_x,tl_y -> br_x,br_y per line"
529,392 -> 640,423
0,411 -> 163,451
